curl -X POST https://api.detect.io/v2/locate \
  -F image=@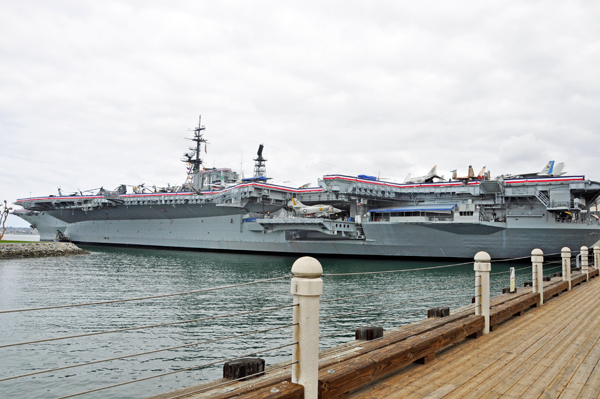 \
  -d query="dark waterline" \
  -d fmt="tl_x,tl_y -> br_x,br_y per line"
0,246 -> 537,399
